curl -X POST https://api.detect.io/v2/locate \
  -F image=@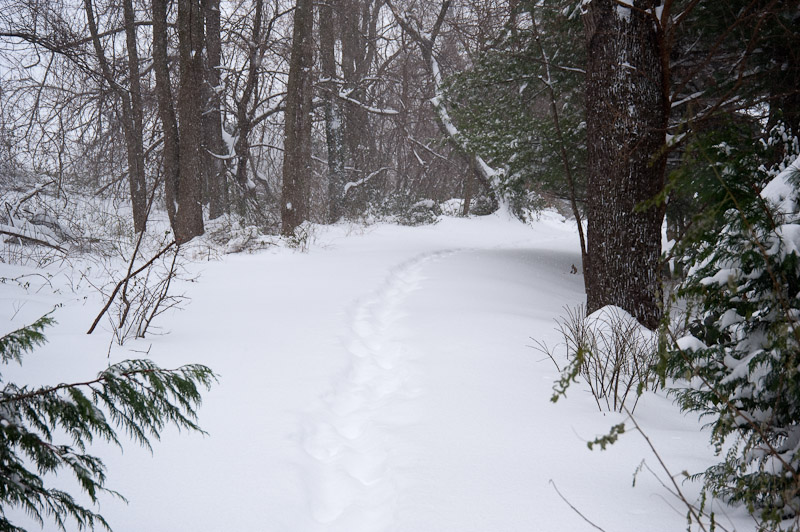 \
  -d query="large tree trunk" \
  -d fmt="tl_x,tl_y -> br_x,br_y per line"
769,22 -> 800,137
175,0 -> 205,243
202,0 -> 227,220
281,0 -> 315,235
340,0 -> 369,169
319,0 -> 346,222
338,0 -> 381,215
583,0 -> 668,330
152,0 -> 180,230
